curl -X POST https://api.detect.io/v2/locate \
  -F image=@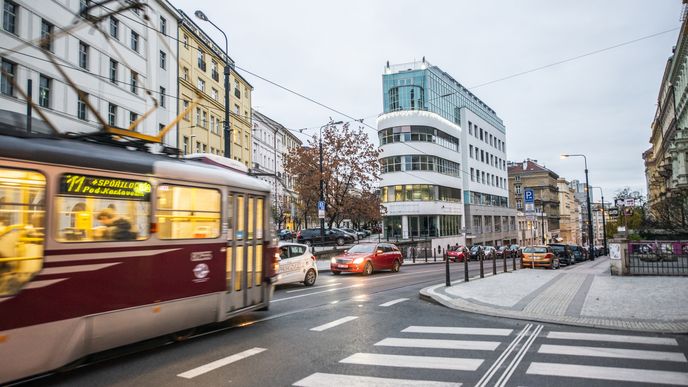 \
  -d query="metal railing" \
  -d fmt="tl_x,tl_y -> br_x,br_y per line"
628,241 -> 688,276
